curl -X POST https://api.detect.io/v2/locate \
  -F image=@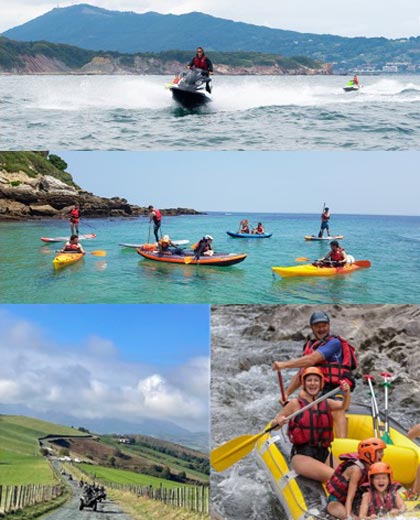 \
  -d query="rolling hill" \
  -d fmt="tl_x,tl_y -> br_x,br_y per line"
2,4 -> 420,68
